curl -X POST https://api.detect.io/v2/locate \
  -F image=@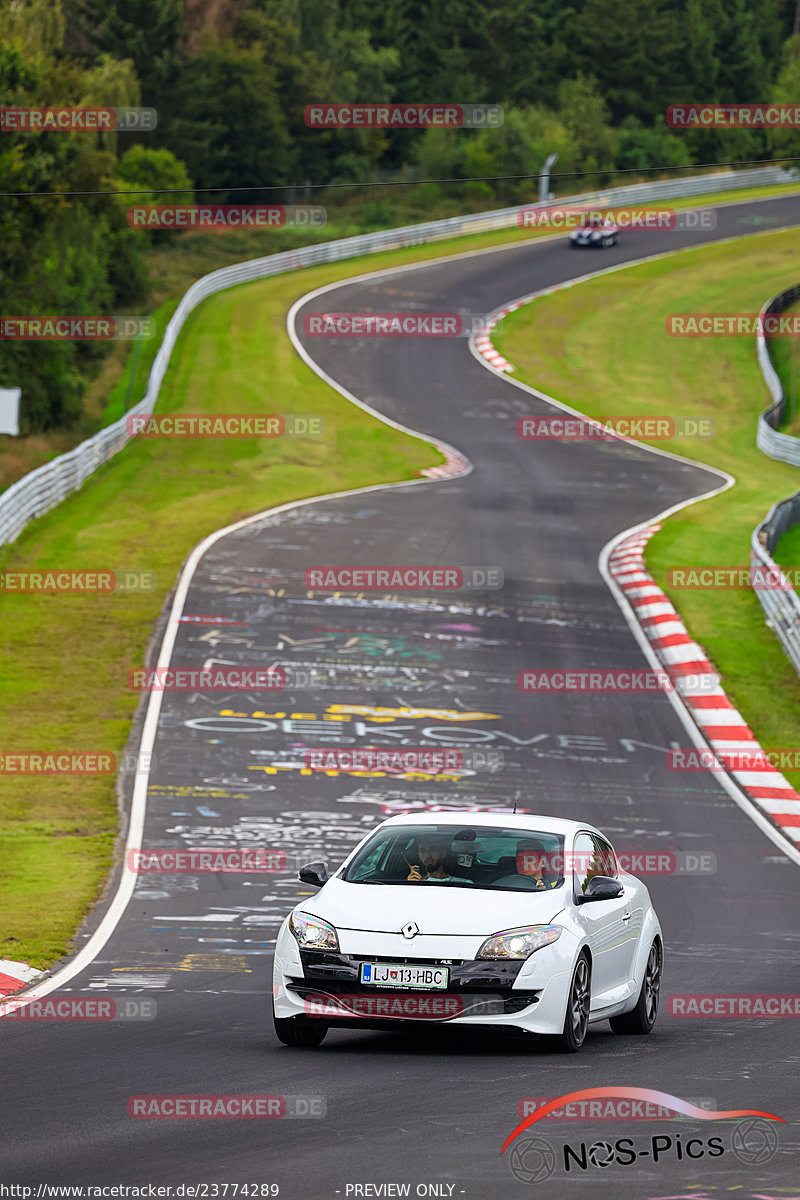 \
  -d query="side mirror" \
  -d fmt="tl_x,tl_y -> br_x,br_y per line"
578,875 -> 623,903
299,861 -> 329,888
